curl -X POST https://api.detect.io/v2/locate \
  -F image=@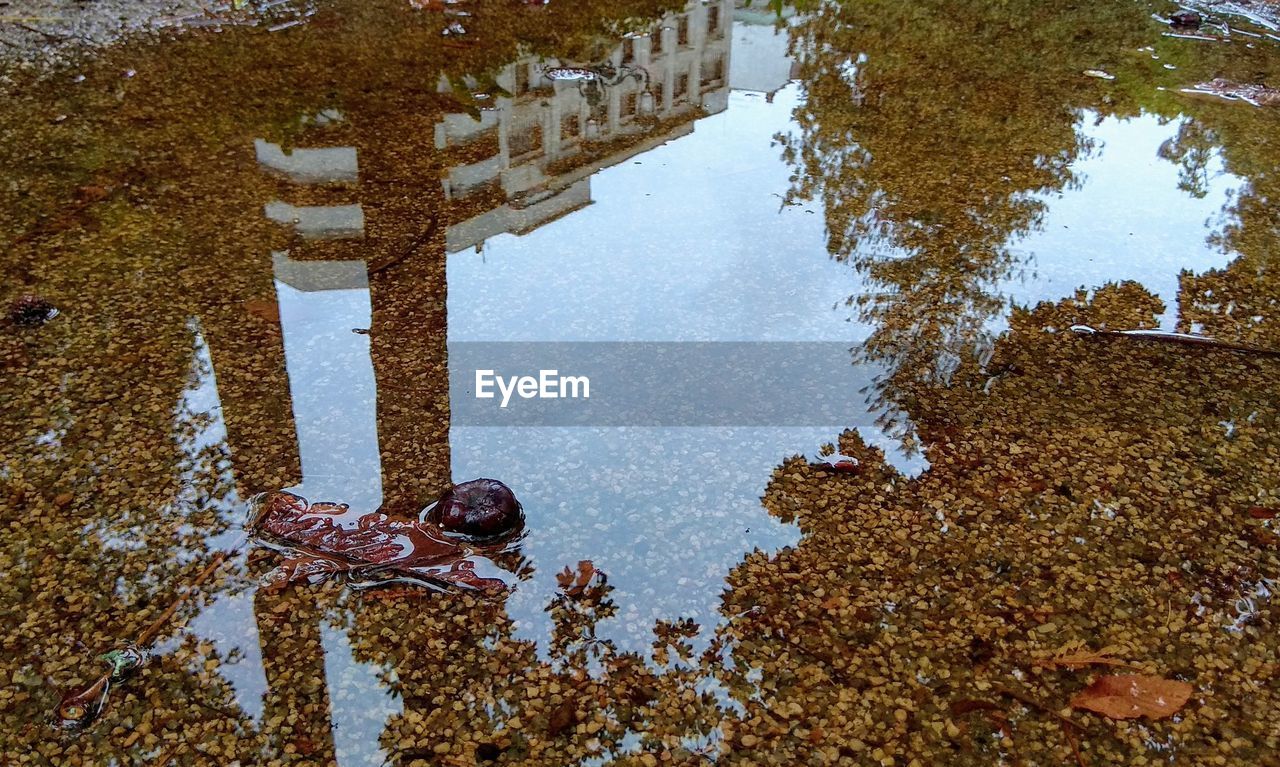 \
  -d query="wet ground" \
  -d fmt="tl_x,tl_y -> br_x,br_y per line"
2,0 -> 1279,764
